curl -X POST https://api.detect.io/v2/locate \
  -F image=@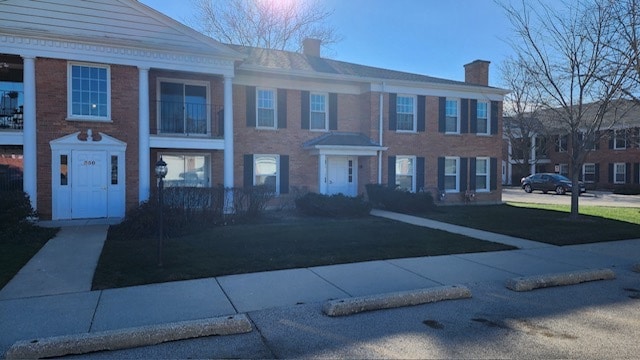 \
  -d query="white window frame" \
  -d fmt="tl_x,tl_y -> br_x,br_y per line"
157,153 -> 211,188
475,157 -> 490,192
256,88 -> 276,129
445,98 -> 460,134
396,95 -> 416,132
614,130 -> 627,150
156,77 -> 211,136
557,134 -> 568,152
444,156 -> 460,192
614,162 -> 626,184
67,62 -> 111,122
254,154 -> 280,194
476,101 -> 490,135
583,163 -> 596,183
559,163 -> 569,177
309,92 -> 328,131
395,156 -> 416,192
